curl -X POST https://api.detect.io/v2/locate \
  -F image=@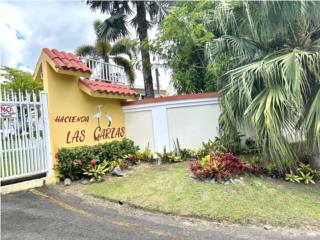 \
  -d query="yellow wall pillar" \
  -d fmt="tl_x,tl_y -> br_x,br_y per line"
34,49 -> 137,175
